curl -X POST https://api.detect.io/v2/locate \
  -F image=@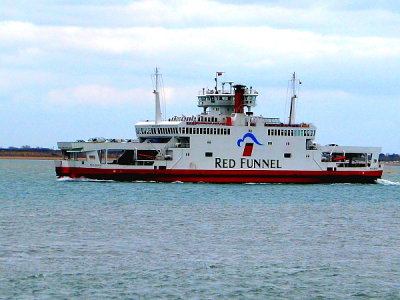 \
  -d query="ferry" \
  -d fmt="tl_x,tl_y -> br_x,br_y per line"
55,70 -> 383,183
